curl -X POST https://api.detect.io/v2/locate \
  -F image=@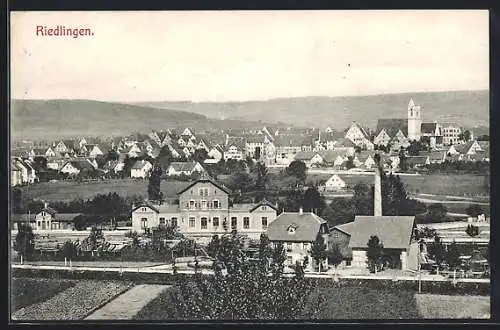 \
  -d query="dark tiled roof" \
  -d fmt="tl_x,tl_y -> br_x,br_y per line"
342,216 -> 415,249
131,160 -> 152,170
267,212 -> 327,242
376,119 -> 408,137
169,162 -> 199,172
421,122 -> 439,134
55,213 -> 83,221
63,160 -> 95,171
11,214 -> 36,222
177,172 -> 230,195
